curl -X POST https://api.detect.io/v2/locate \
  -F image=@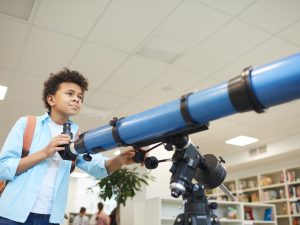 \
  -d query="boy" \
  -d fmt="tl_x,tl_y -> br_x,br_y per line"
0,68 -> 136,225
